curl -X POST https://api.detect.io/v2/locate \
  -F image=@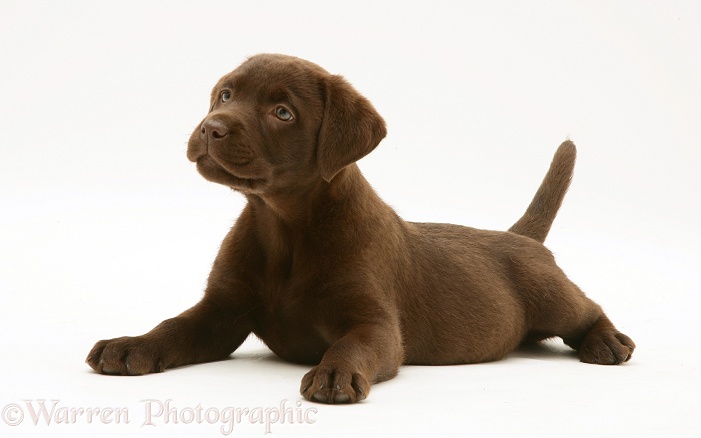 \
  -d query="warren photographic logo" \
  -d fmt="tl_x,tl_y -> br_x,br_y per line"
2,399 -> 318,435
